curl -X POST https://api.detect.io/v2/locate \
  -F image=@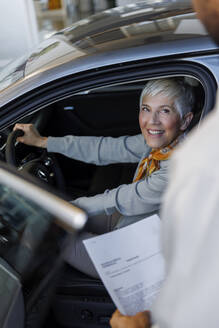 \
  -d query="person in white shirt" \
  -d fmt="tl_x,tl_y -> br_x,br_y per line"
110,0 -> 219,327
